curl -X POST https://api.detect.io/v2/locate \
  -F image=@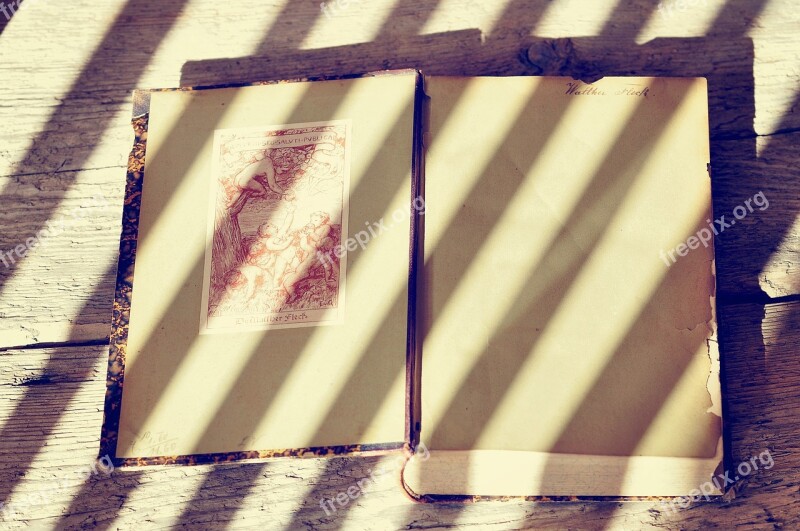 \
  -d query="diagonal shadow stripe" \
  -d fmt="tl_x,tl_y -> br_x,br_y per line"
280,8 -> 574,531
100,36 -> 428,531
0,0 -> 193,509
206,0 -> 466,529
278,3 -> 572,529
424,80 -> 694,450
182,92 -> 416,454
6,0 -> 794,529
0,0 -> 23,36
396,0 -> 772,524
505,28 -> 770,521
117,0 -> 454,460
308,75 -> 571,456
540,250 -> 719,460
55,1 -> 349,524
159,4 -> 451,529
541,2 -> 773,517
0,0 -> 190,297
495,4 -> 772,526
